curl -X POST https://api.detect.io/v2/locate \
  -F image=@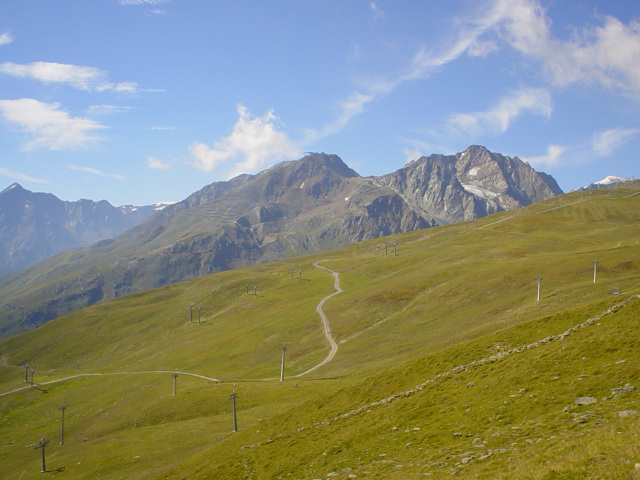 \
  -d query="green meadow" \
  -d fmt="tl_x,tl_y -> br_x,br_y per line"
1,184 -> 639,479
